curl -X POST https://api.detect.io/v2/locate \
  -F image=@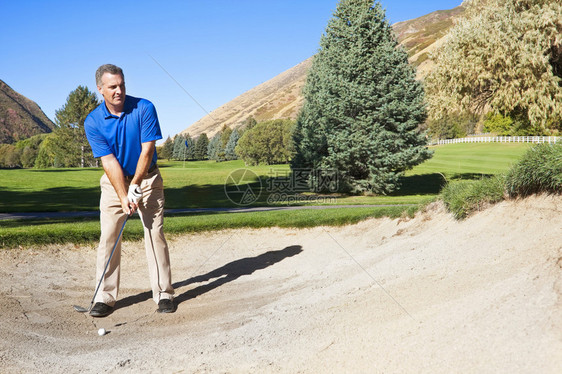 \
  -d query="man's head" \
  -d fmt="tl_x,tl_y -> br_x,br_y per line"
96,64 -> 126,111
